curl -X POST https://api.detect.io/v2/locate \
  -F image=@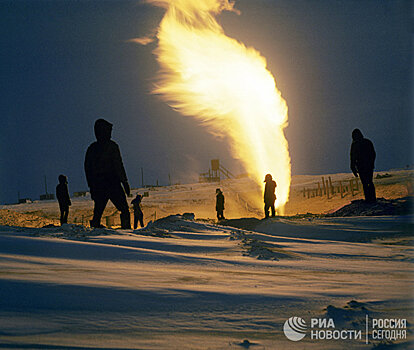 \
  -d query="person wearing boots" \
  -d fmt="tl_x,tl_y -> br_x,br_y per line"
56,174 -> 71,225
264,174 -> 276,218
350,128 -> 376,203
131,194 -> 144,229
216,188 -> 225,220
84,118 -> 131,229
